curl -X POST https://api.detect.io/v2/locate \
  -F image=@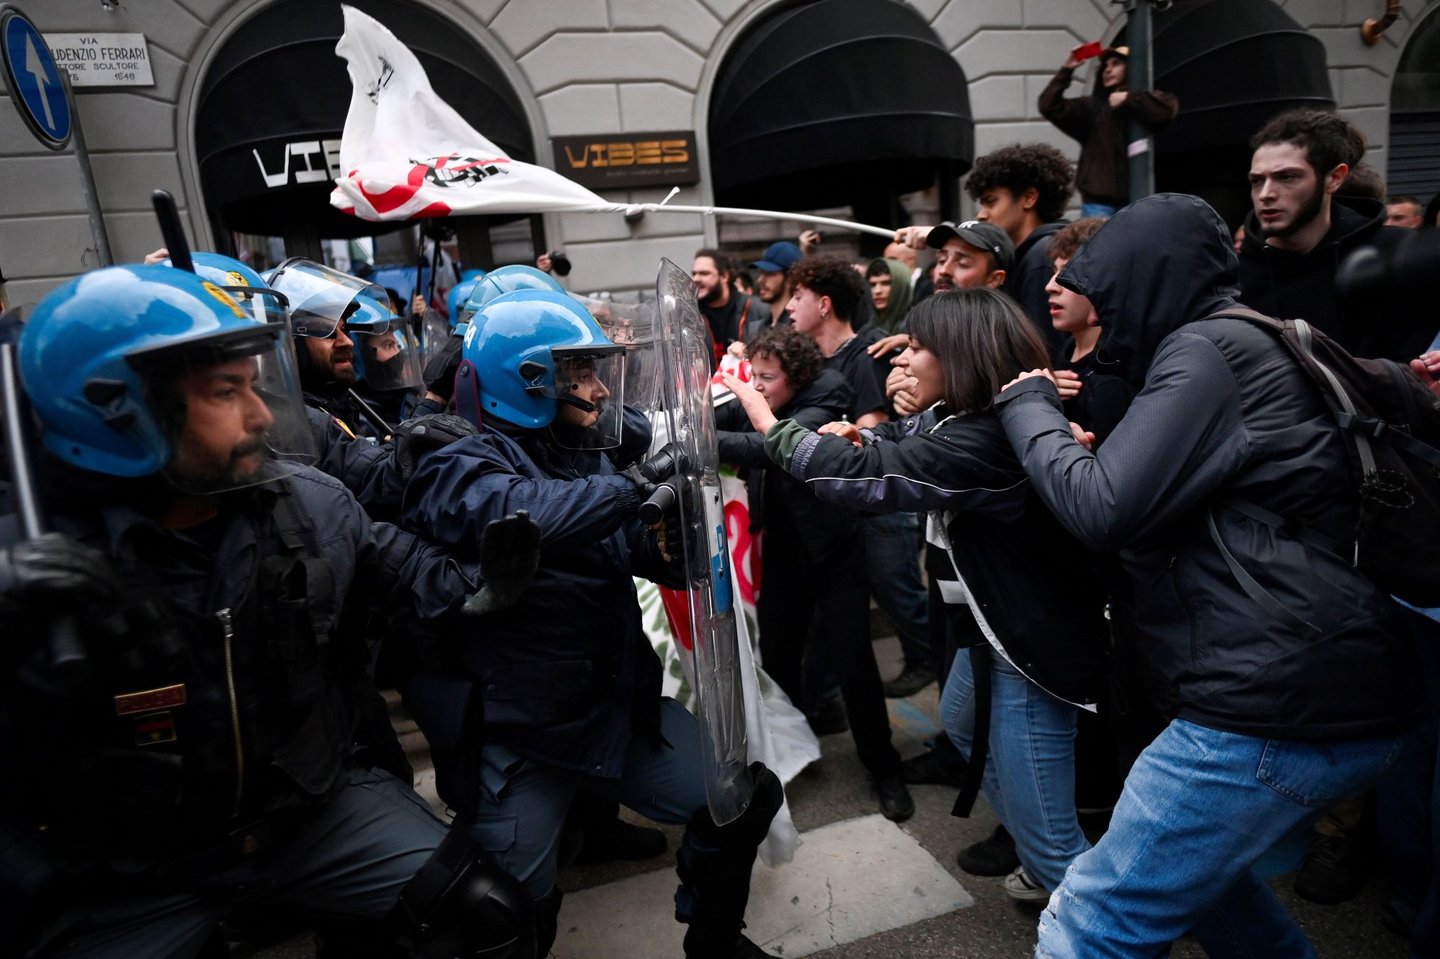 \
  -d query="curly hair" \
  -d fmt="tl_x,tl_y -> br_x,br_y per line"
1048,216 -> 1108,264
1250,109 -> 1366,178
788,253 -> 866,322
965,143 -> 1075,223
747,325 -> 822,391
